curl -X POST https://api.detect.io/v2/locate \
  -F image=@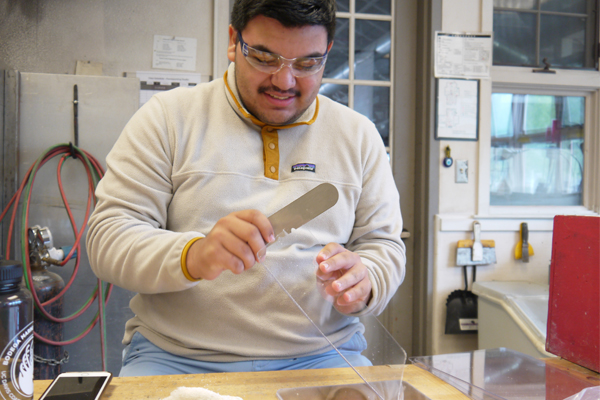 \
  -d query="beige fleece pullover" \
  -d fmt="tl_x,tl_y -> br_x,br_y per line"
86,63 -> 405,362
